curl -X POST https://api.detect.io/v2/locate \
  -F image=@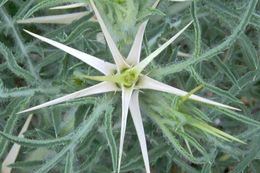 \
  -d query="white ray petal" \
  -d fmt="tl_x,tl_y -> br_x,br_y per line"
18,82 -> 118,114
89,0 -> 128,70
17,12 -> 88,24
24,30 -> 116,75
126,21 -> 148,66
117,87 -> 133,173
126,0 -> 160,65
133,21 -> 192,73
129,91 -> 151,173
50,3 -> 87,10
2,114 -> 33,173
137,76 -> 240,111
